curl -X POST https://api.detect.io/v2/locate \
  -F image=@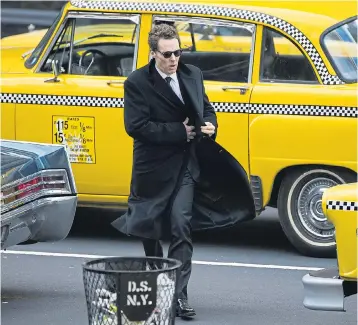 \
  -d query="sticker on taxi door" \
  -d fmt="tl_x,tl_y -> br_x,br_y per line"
52,115 -> 96,164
